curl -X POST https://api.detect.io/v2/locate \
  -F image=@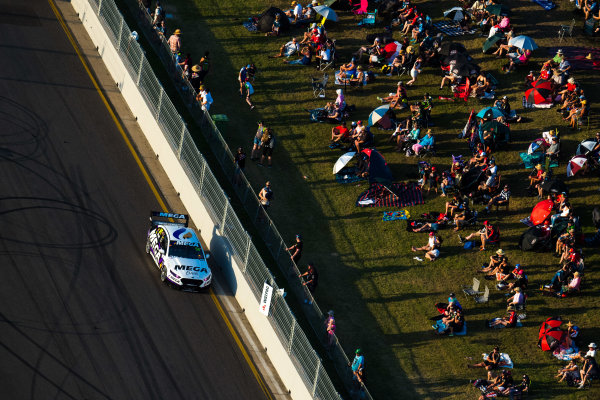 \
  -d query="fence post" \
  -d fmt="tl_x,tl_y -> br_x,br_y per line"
312,358 -> 321,397
116,18 -> 124,50
97,0 -> 103,16
243,235 -> 251,273
177,122 -> 186,159
155,89 -> 163,121
198,159 -> 206,193
136,57 -> 143,86
220,204 -> 228,235
287,319 -> 296,354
